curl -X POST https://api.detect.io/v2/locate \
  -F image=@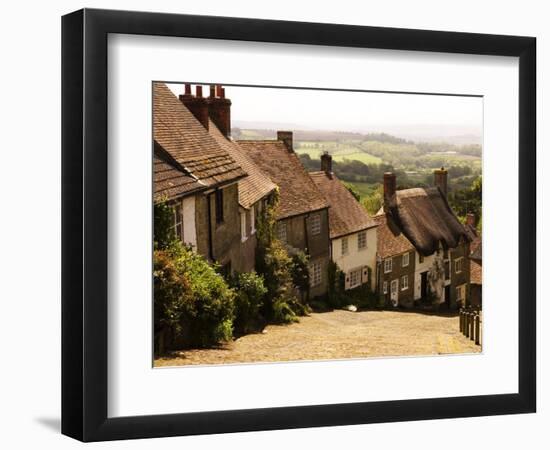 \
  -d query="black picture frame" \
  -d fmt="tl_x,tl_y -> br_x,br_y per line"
61,8 -> 536,442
